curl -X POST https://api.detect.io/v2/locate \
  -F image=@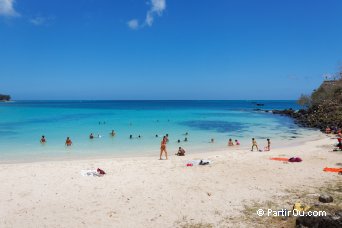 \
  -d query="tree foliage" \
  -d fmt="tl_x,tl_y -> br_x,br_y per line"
0,94 -> 11,101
